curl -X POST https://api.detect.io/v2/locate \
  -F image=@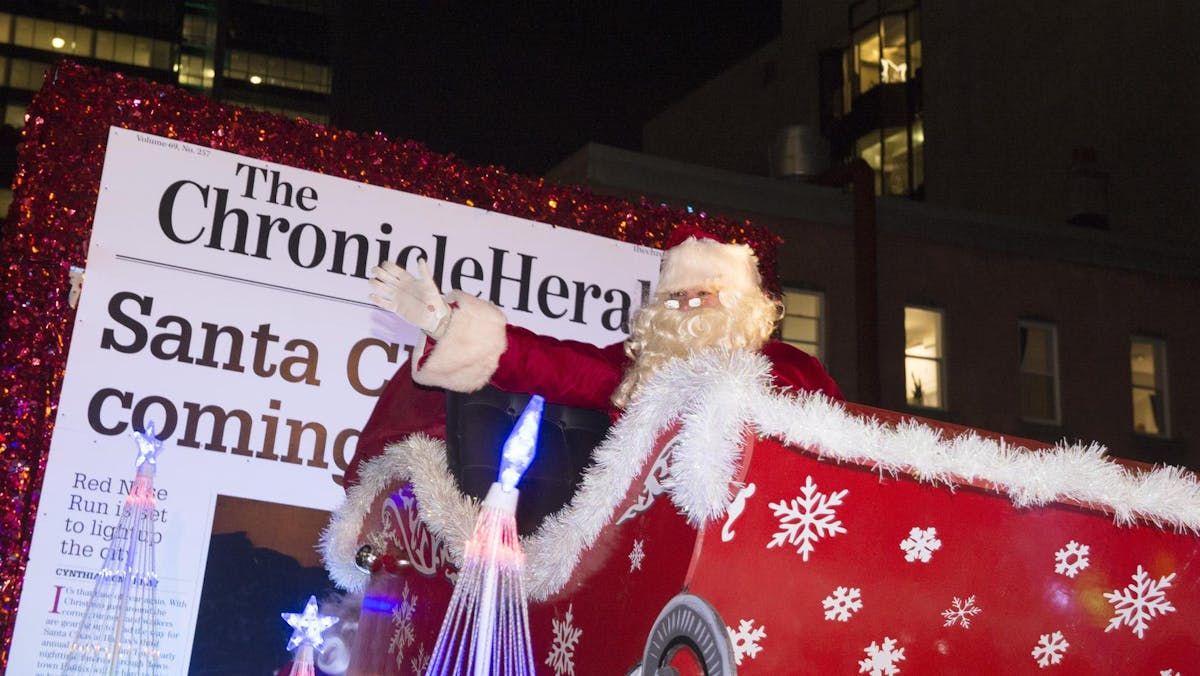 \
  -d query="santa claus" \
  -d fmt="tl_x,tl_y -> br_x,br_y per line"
343,228 -> 842,494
